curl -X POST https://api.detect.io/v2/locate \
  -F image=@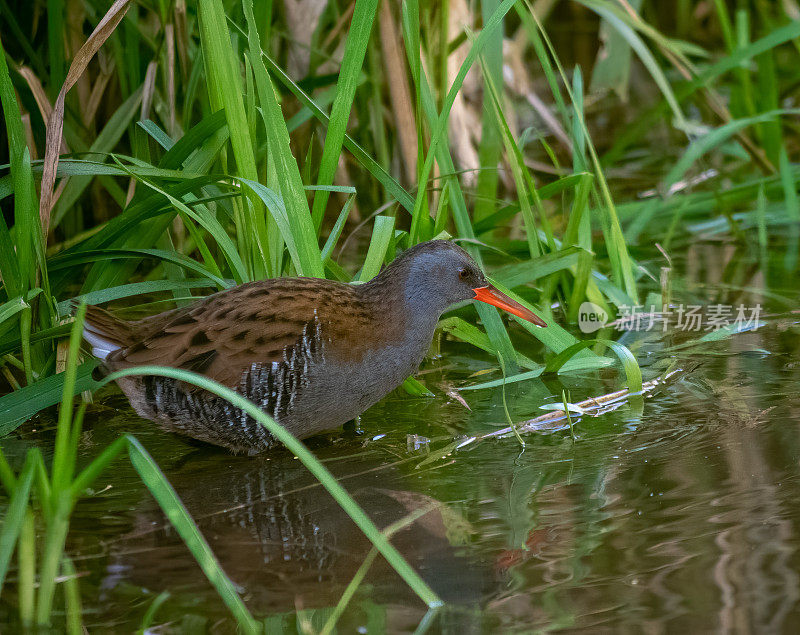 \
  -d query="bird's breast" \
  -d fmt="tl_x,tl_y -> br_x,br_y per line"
269,326 -> 432,436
